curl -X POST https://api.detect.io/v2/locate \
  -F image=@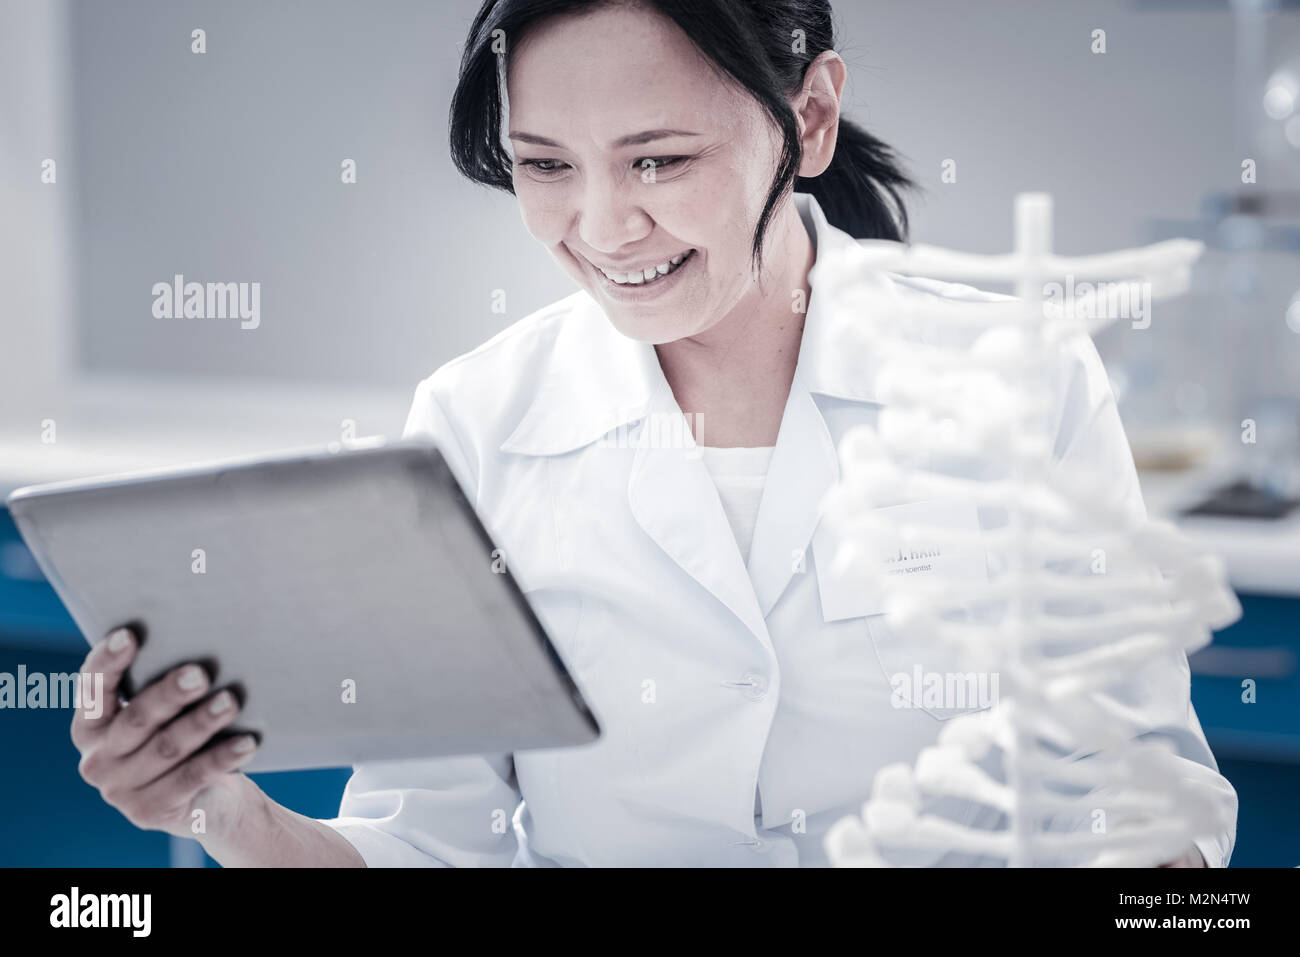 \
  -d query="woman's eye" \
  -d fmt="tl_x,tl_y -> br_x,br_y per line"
515,156 -> 687,179
636,156 -> 685,173
517,159 -> 569,175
